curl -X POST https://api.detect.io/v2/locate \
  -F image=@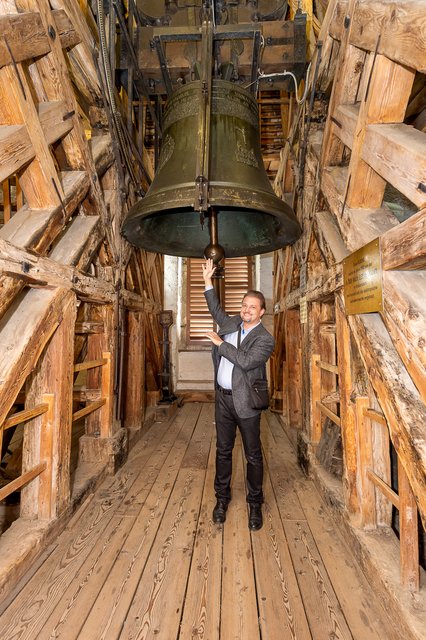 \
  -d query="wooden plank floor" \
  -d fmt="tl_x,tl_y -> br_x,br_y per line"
0,403 -> 399,640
